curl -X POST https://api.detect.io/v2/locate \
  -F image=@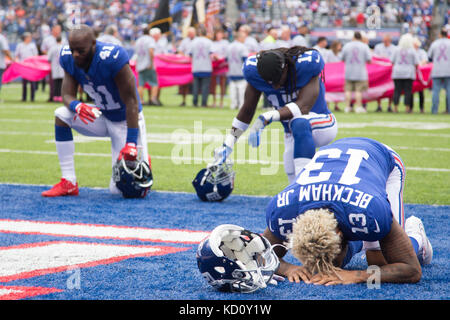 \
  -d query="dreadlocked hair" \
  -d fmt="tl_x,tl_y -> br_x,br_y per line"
288,208 -> 342,275
277,46 -> 318,101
